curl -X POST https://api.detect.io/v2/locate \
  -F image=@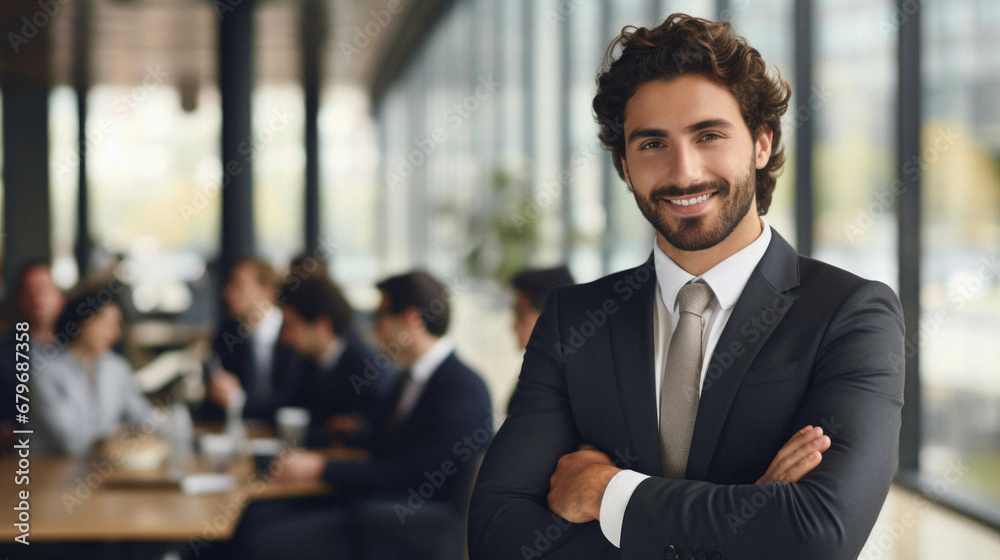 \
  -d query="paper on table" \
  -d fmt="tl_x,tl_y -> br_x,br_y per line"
180,473 -> 237,495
